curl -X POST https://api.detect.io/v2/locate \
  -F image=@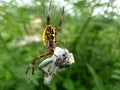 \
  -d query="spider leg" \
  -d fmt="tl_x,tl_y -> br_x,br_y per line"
47,1 -> 51,25
57,7 -> 64,31
25,52 -> 51,75
57,40 -> 64,45
57,40 -> 66,48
